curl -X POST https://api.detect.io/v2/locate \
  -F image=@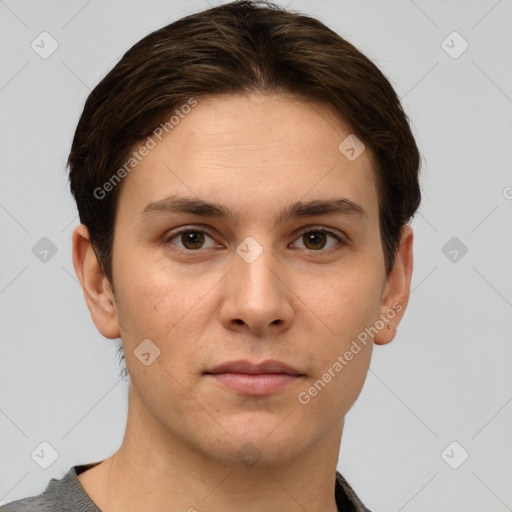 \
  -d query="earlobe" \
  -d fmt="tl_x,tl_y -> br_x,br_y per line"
72,224 -> 121,340
373,225 -> 414,346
